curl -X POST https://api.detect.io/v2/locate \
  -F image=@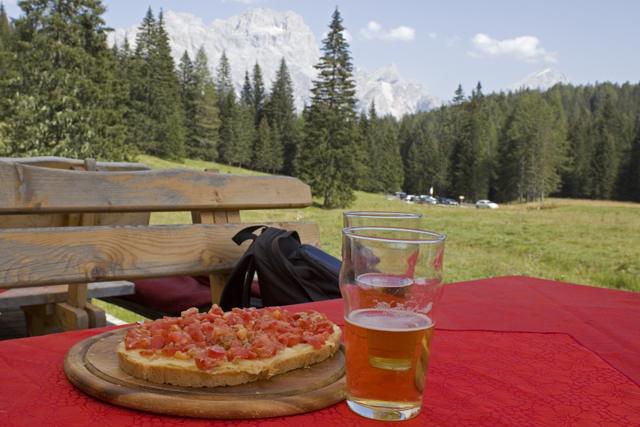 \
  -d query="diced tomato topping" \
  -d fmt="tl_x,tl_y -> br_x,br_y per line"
286,335 -> 303,347
256,344 -> 279,358
228,347 -> 251,361
122,305 -> 335,371
303,335 -> 323,349
168,331 -> 190,345
194,352 -> 224,371
148,334 -> 166,349
189,327 -> 205,343
206,346 -> 227,360
161,348 -> 179,357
